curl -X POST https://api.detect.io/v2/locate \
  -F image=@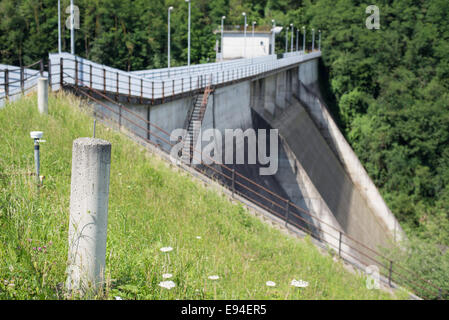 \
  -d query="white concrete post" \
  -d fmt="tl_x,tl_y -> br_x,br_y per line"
66,138 -> 112,296
38,78 -> 48,114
